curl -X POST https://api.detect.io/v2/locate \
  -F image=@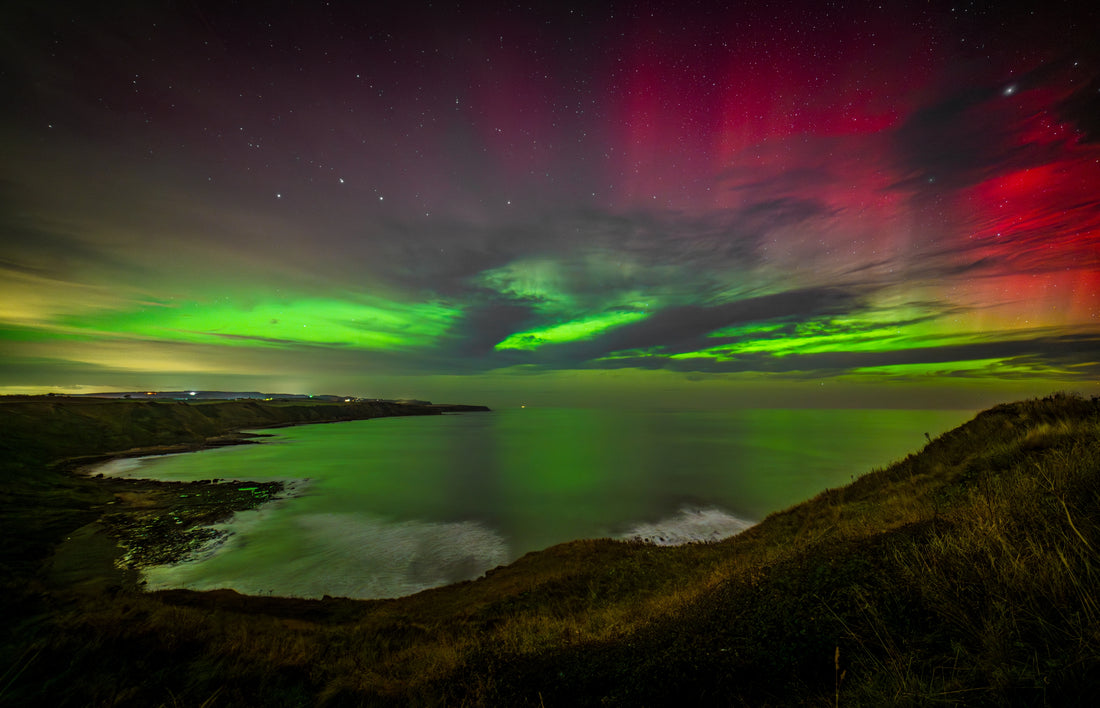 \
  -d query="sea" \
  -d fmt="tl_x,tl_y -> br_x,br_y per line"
94,406 -> 973,599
